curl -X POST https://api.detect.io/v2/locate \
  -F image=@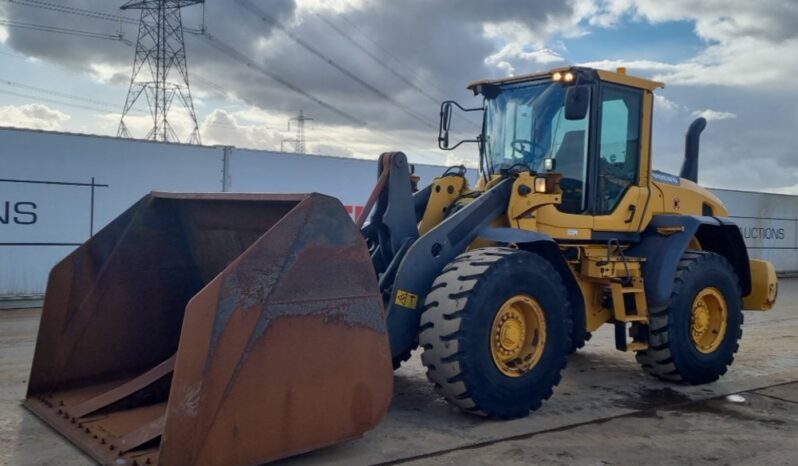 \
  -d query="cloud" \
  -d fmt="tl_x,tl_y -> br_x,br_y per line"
580,0 -> 798,88
654,94 -> 682,113
0,0 -> 795,194
484,44 -> 564,75
445,153 -> 479,169
0,1 -> 7,43
692,109 -> 736,121
314,143 -> 355,157
200,108 -> 284,149
1,0 -> 582,134
197,107 -> 446,163
0,103 -> 69,130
